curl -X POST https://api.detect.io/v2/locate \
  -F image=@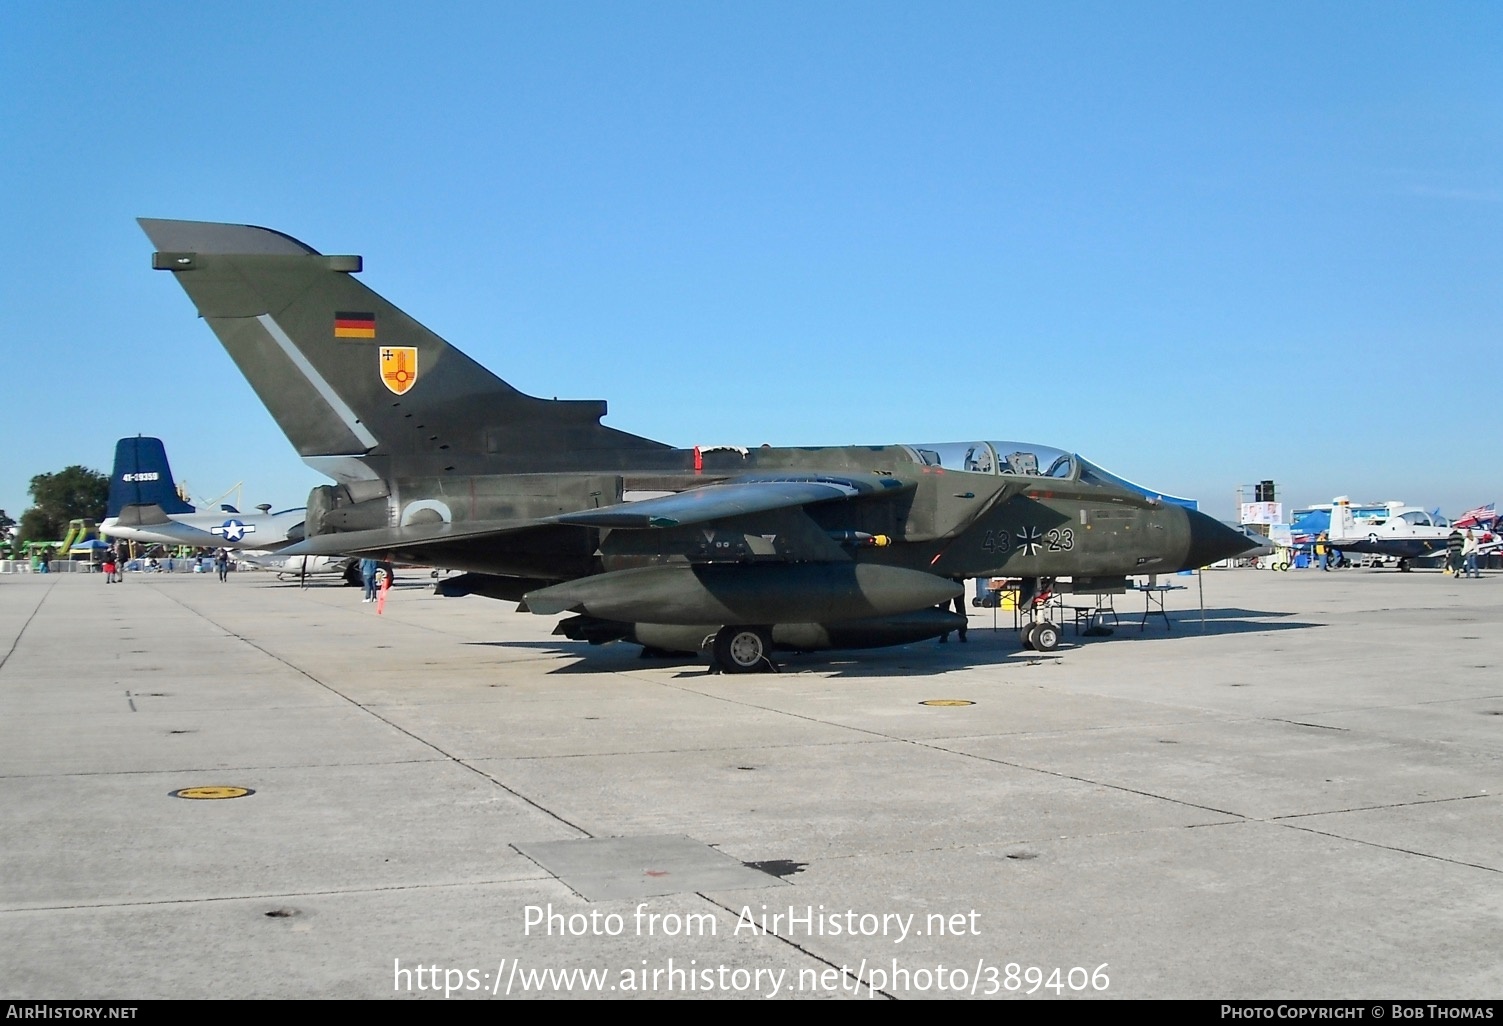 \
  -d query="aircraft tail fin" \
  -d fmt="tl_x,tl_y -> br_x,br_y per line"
106,437 -> 195,519
1328,498 -> 1357,542
138,219 -> 669,476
